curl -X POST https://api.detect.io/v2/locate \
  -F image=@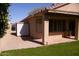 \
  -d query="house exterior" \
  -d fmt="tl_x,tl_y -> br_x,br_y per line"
20,3 -> 79,44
